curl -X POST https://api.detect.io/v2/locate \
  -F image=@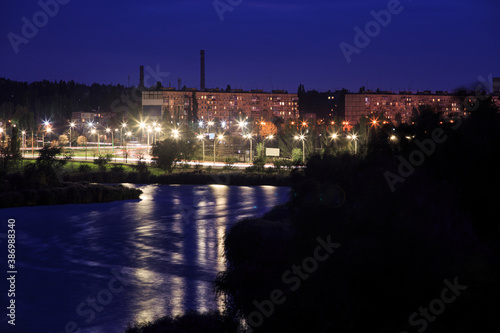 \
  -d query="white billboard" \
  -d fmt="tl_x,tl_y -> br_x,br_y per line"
265,148 -> 280,157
